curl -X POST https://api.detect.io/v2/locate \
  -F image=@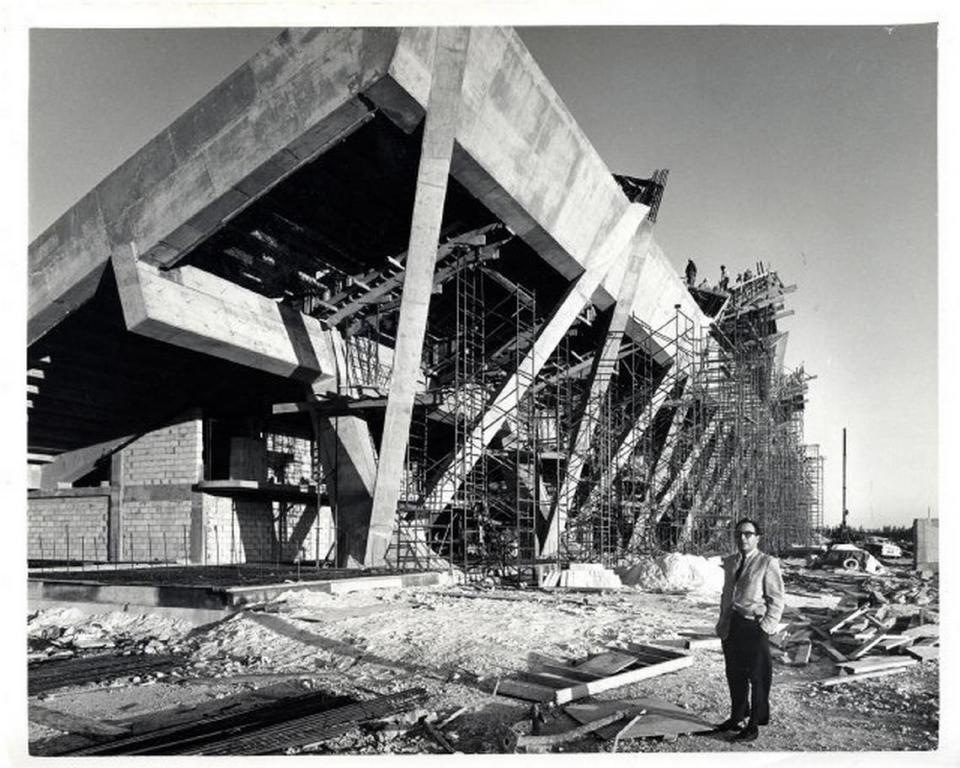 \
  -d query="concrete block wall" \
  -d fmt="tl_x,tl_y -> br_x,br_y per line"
201,496 -> 336,565
202,496 -> 275,564
266,433 -> 314,484
119,417 -> 203,562
27,493 -> 109,561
